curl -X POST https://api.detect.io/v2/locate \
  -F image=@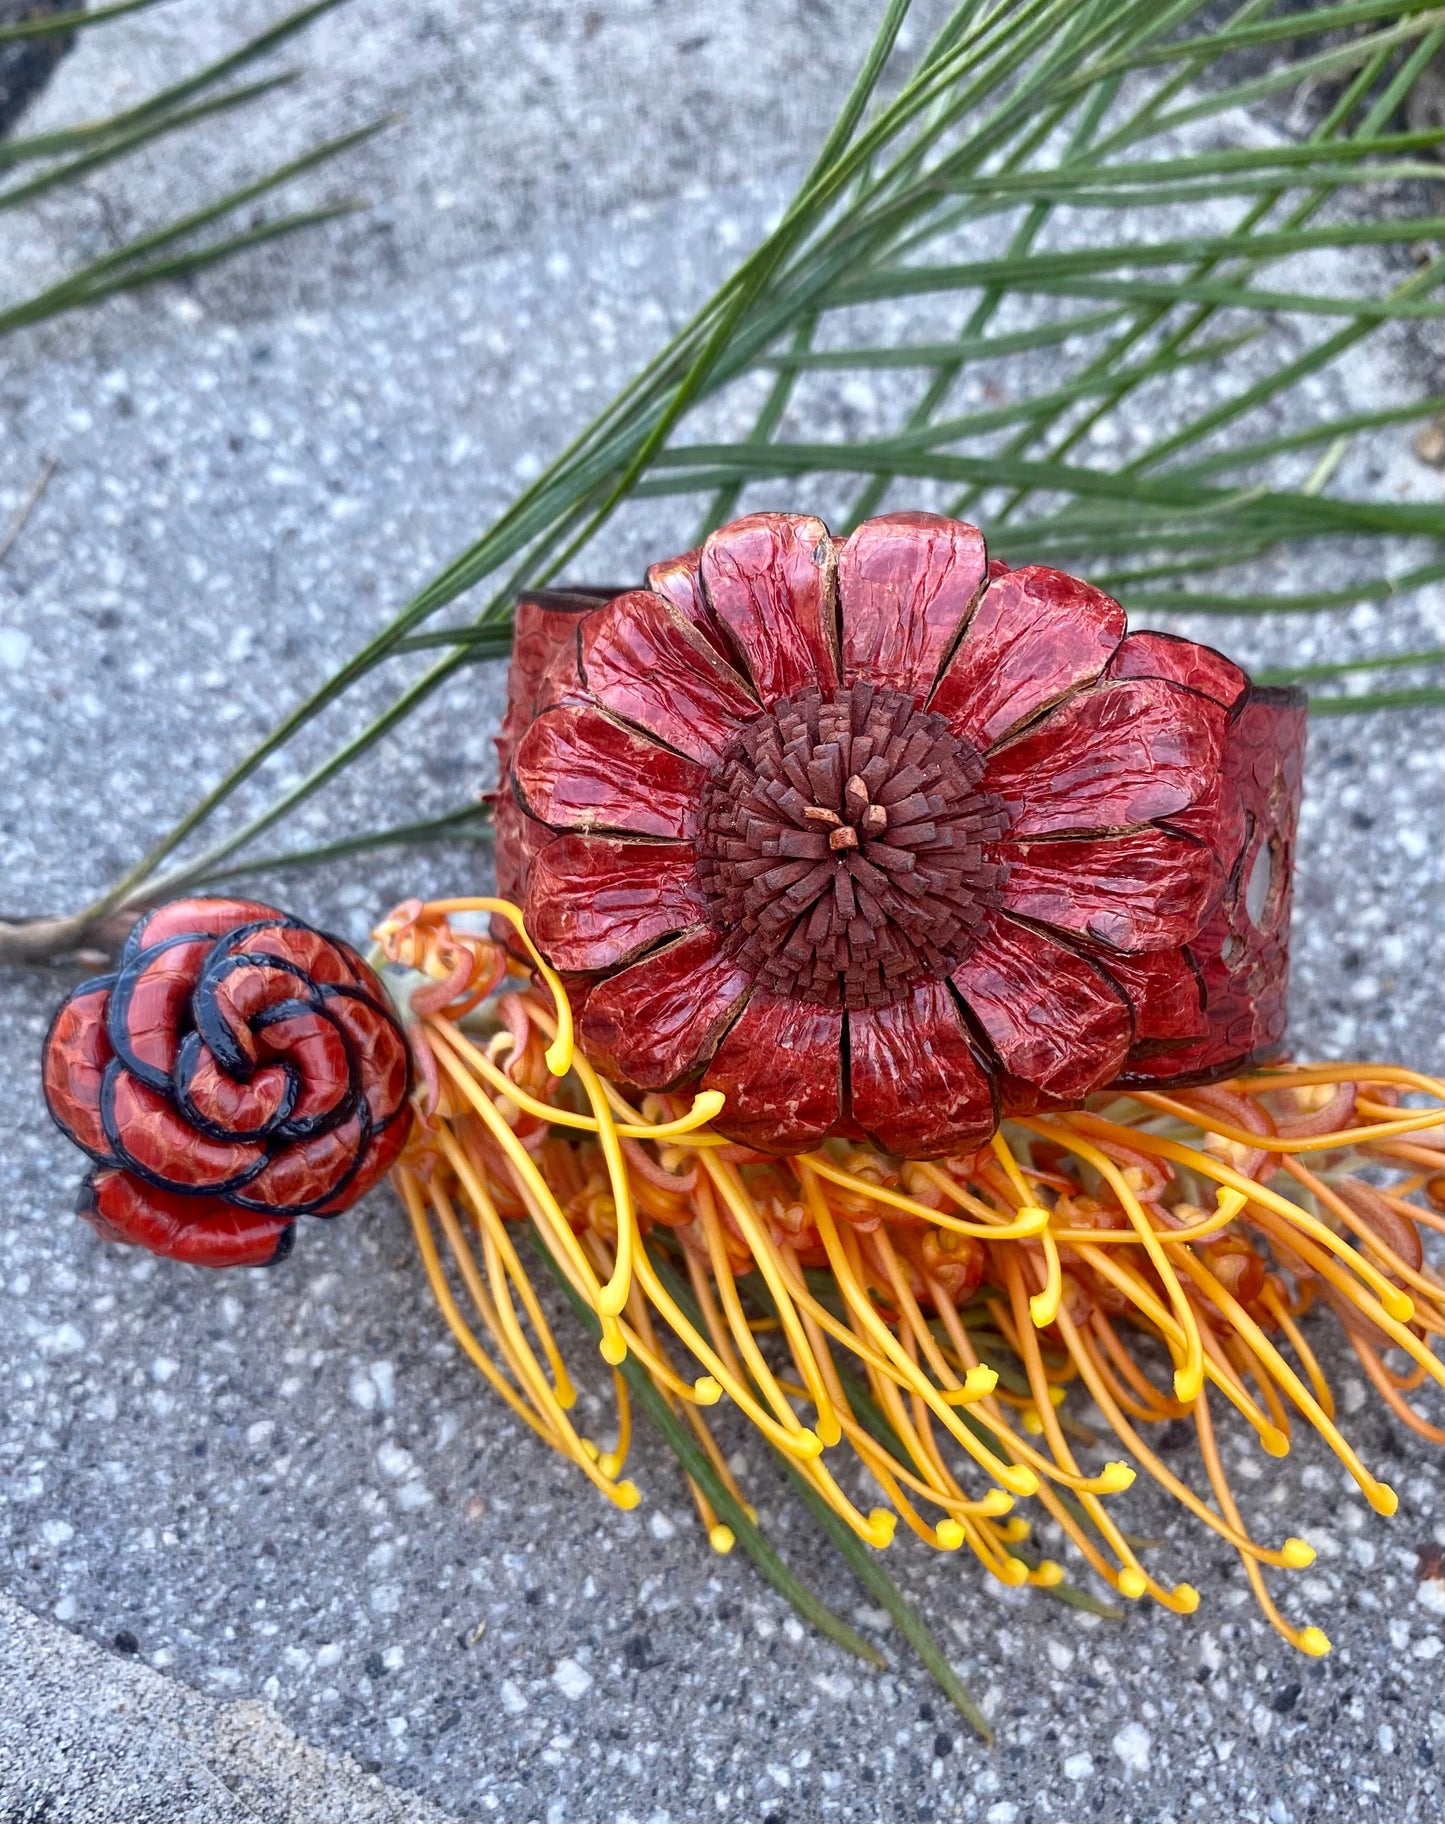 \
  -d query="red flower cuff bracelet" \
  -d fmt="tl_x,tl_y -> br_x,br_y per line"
493,510 -> 1306,1159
